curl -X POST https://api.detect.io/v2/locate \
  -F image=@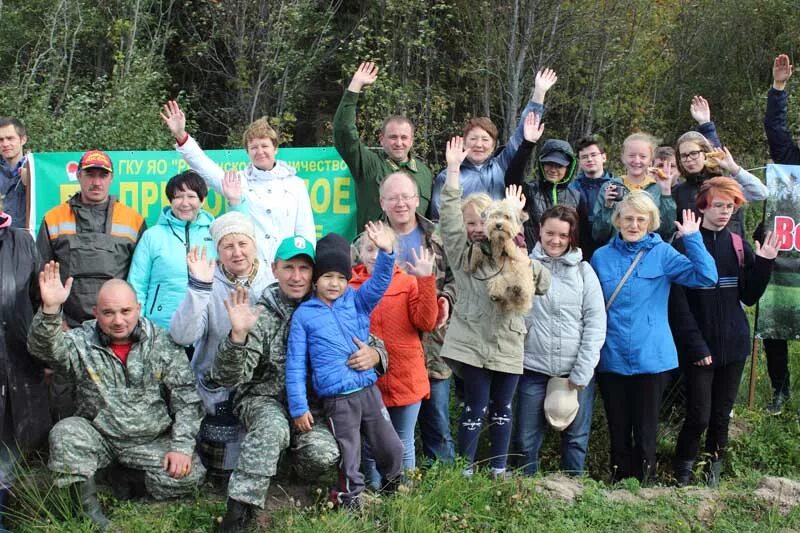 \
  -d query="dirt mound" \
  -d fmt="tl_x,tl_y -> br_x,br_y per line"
533,474 -> 584,502
754,476 -> 800,515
